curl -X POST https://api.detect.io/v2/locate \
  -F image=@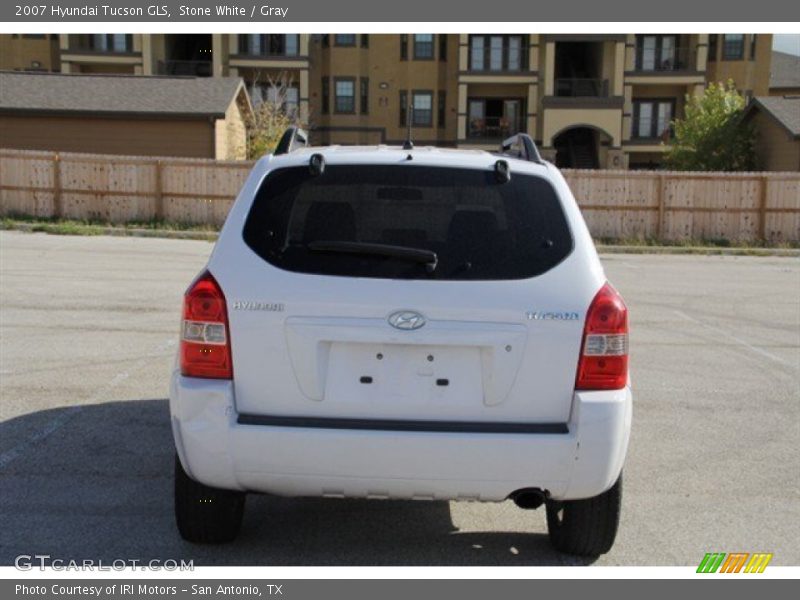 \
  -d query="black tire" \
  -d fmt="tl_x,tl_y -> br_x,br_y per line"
546,474 -> 622,556
174,454 -> 245,543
